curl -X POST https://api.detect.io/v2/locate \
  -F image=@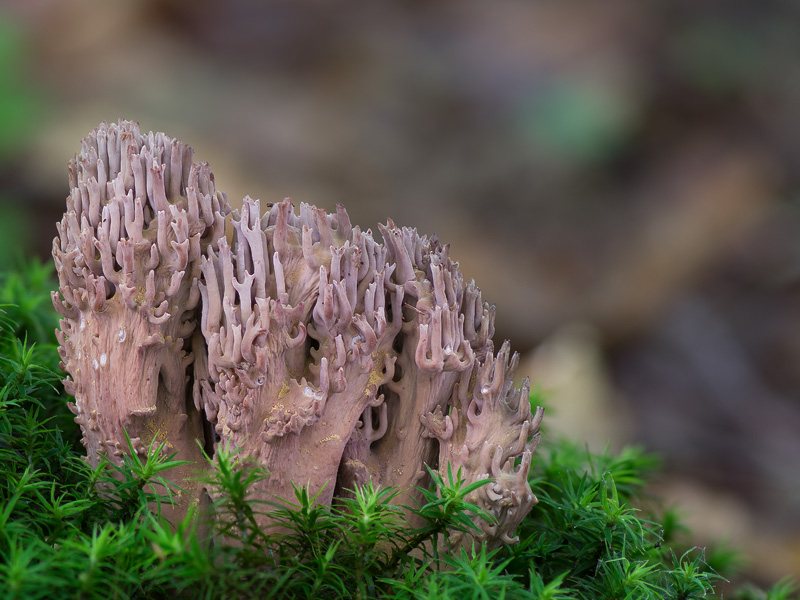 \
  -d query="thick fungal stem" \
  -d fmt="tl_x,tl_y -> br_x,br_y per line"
52,120 -> 231,525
